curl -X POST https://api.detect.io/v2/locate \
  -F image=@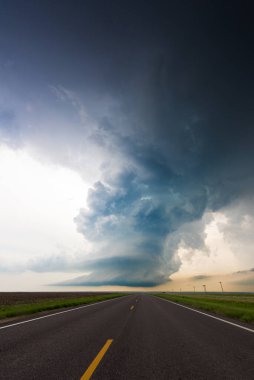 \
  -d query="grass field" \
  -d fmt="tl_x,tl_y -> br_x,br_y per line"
0,292 -> 125,320
155,293 -> 254,323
